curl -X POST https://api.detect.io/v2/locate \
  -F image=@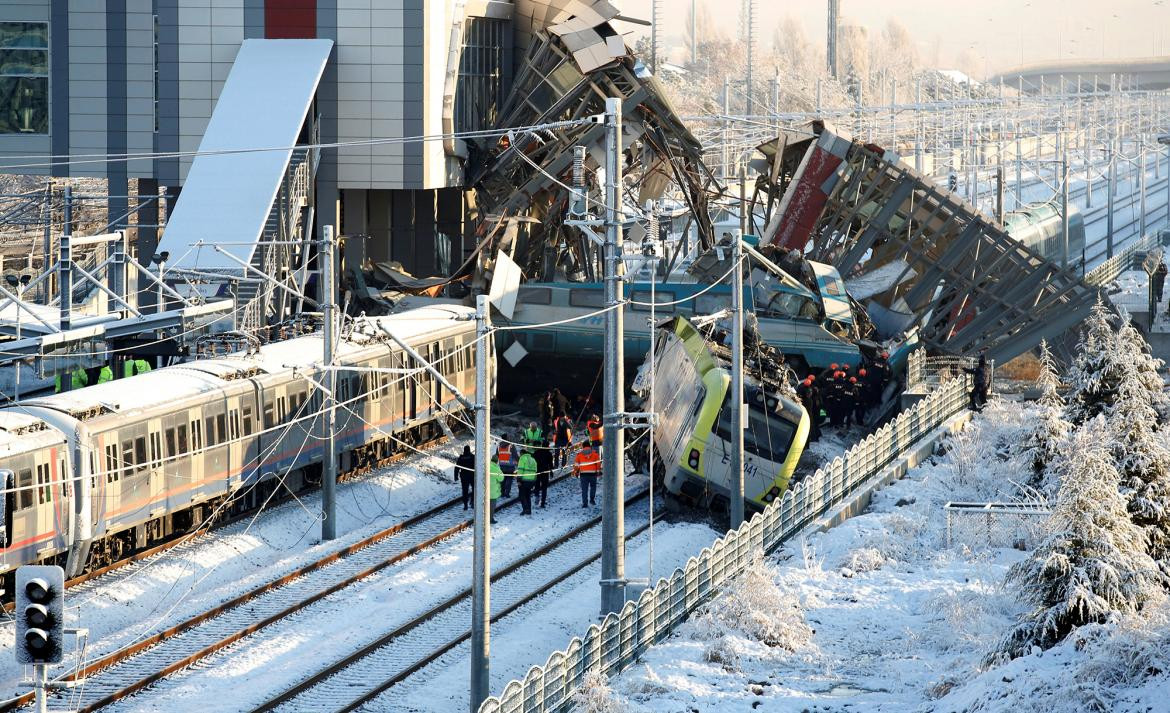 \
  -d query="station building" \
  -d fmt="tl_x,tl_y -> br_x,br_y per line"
0,0 -> 581,279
